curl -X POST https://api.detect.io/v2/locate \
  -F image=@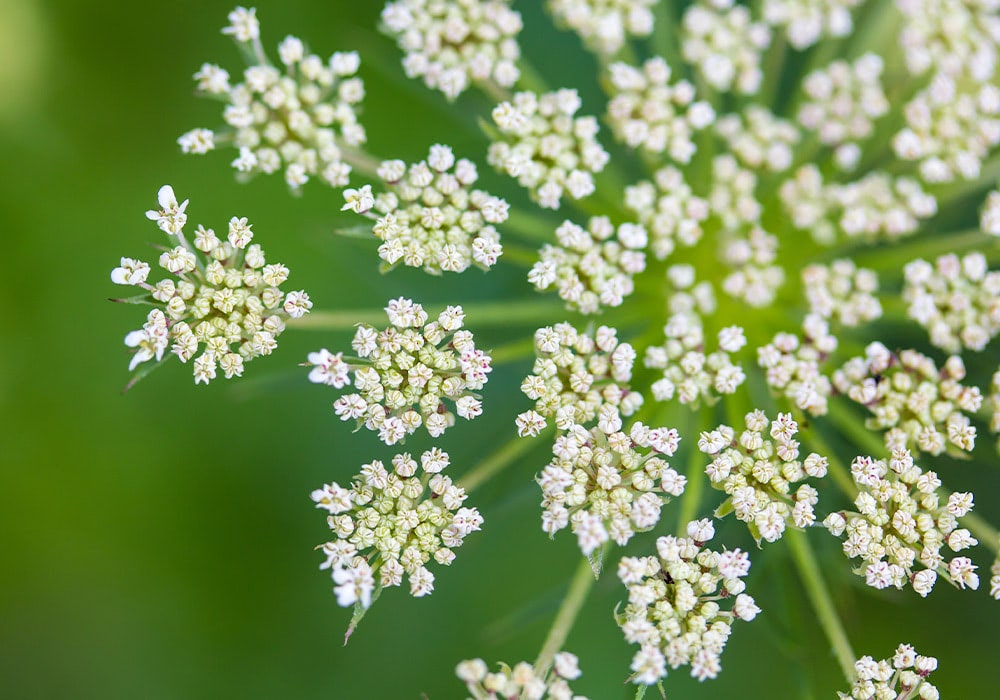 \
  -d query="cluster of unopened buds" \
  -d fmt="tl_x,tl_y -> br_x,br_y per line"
698,410 -> 828,543
616,519 -> 760,684
312,448 -> 482,610
306,299 -> 492,445
112,185 -> 311,385
111,1 -> 1000,696
824,448 -> 978,596
839,644 -> 940,700
455,652 -> 586,700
